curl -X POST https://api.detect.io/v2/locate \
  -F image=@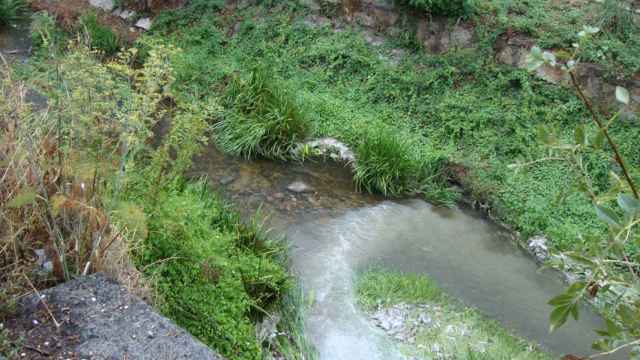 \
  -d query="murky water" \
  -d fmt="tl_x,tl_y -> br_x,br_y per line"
192,146 -> 620,360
